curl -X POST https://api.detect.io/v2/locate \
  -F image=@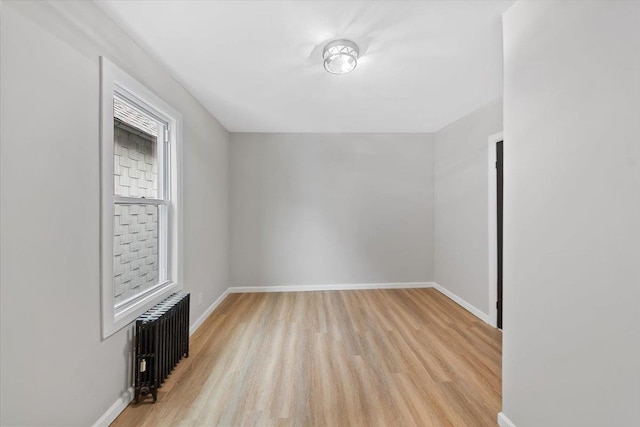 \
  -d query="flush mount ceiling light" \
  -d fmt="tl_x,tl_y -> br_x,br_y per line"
323,39 -> 359,74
